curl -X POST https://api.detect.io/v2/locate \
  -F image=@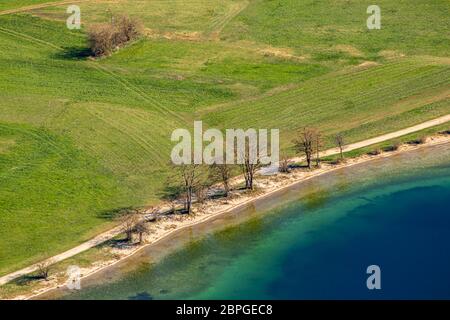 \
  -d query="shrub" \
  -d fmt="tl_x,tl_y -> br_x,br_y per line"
278,156 -> 291,173
392,140 -> 402,150
116,15 -> 143,42
36,260 -> 52,280
88,15 -> 142,57
408,136 -> 428,145
88,24 -> 115,57
332,157 -> 346,165
367,148 -> 382,156
384,140 -> 402,152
